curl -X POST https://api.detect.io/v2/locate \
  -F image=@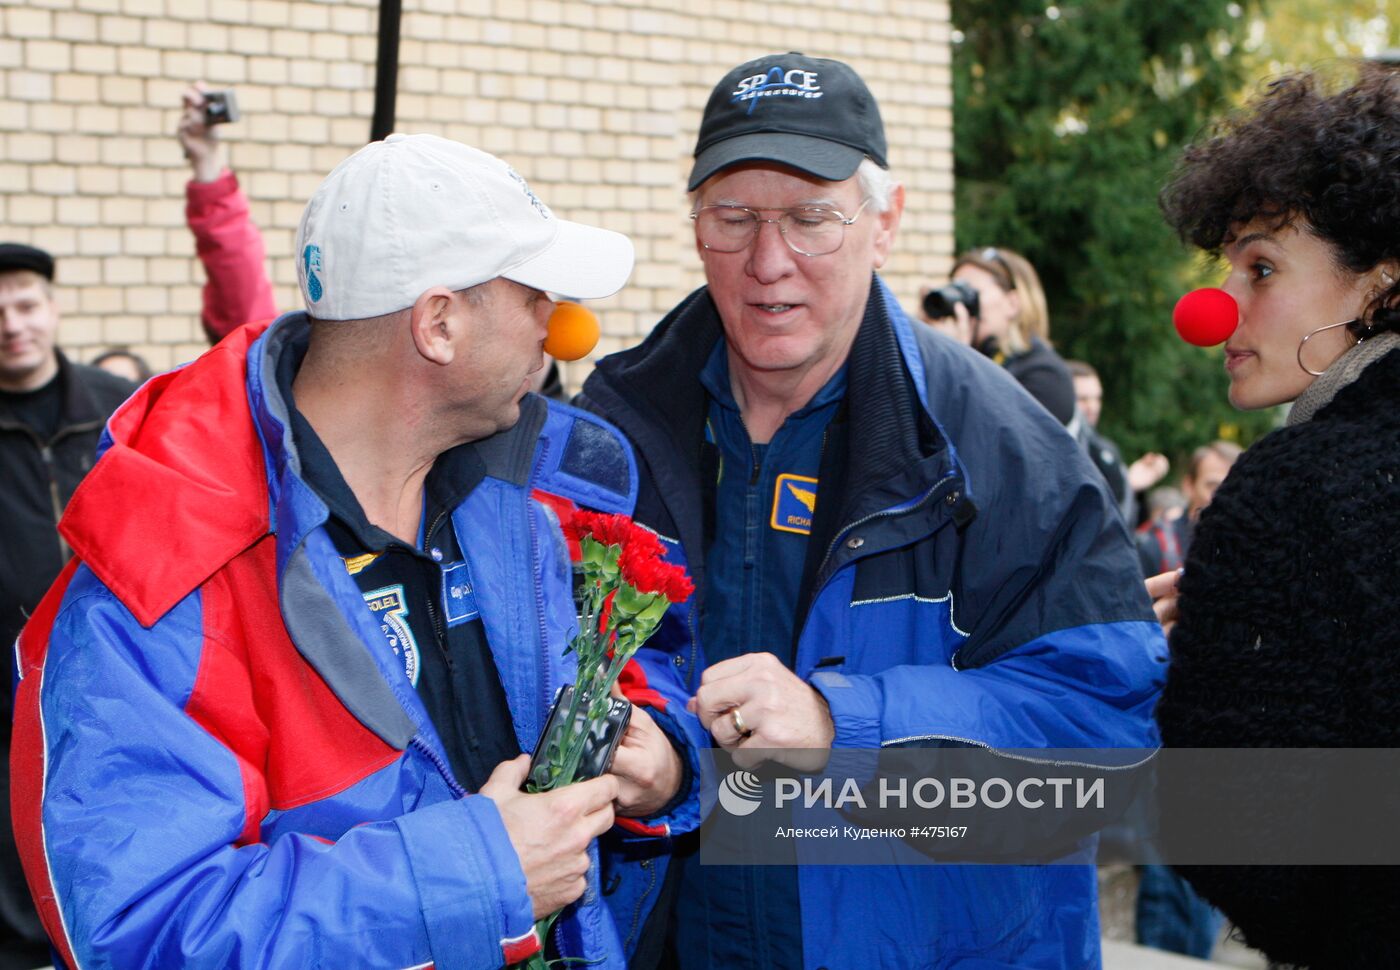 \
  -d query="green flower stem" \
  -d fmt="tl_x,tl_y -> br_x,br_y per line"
513,542 -> 688,968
